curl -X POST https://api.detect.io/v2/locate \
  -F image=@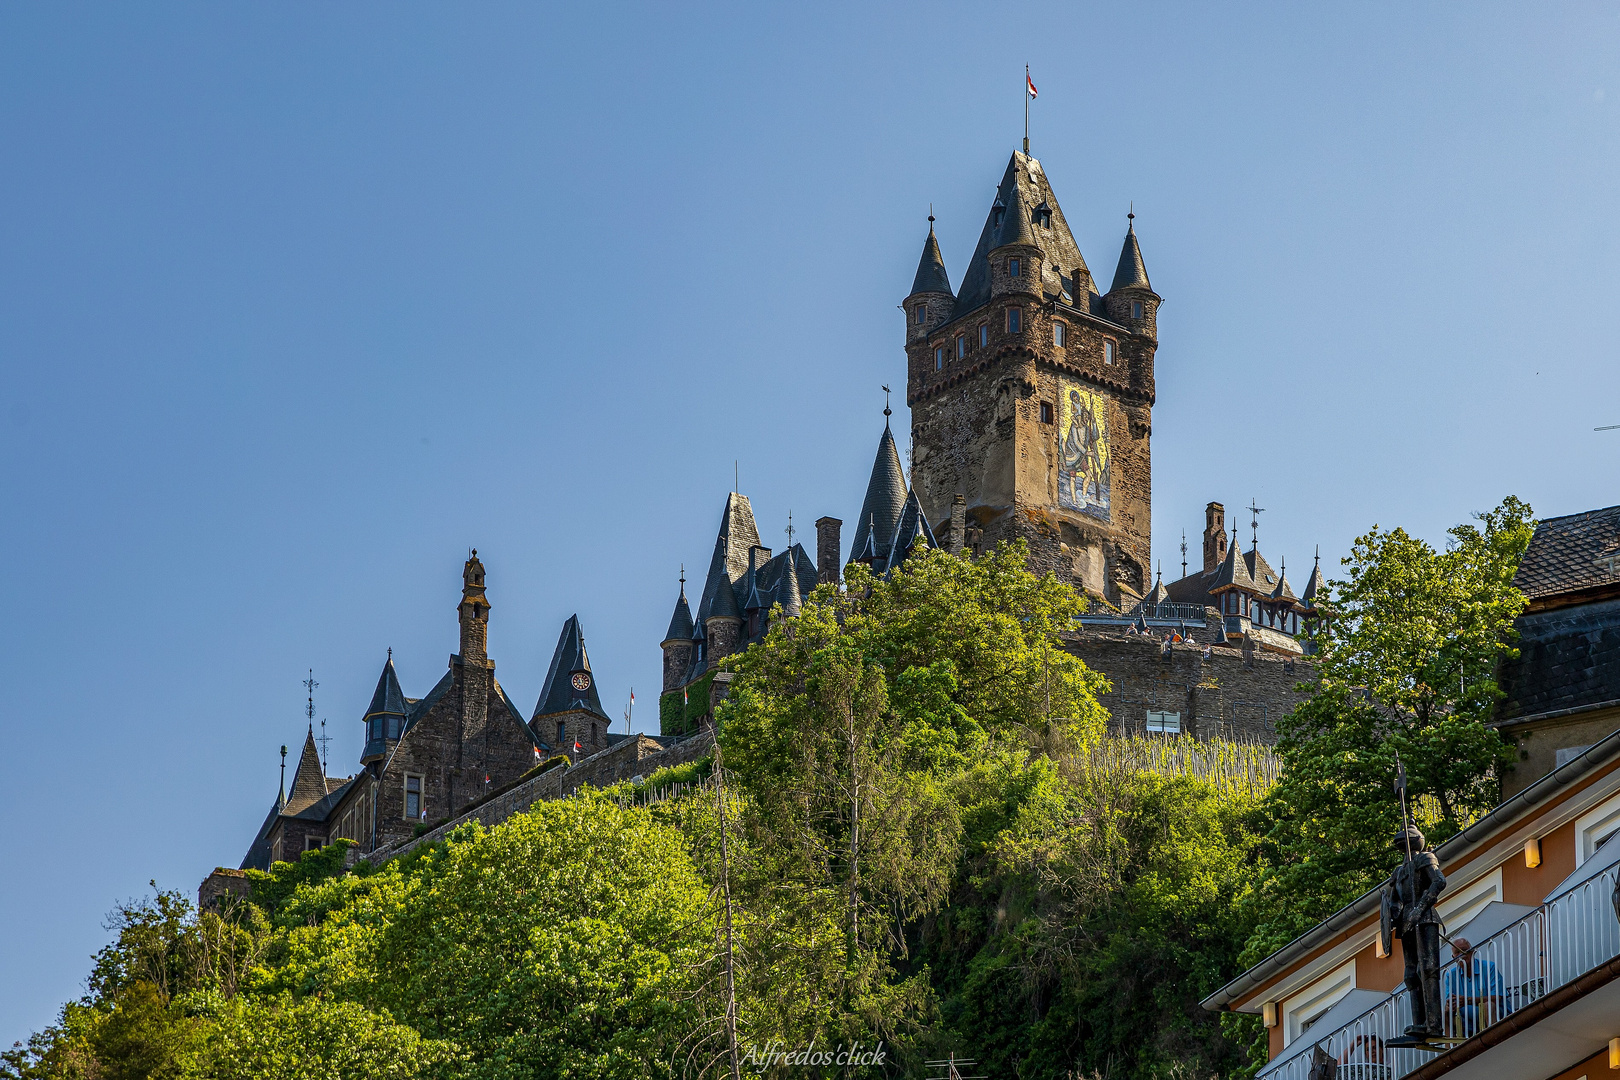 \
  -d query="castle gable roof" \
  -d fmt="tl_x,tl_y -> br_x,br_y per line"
909,226 -> 954,297
1209,530 -> 1255,592
695,493 -> 760,624
1245,547 -> 1285,594
955,152 -> 1093,318
364,657 -> 407,721
849,423 -> 908,573
534,615 -> 608,721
